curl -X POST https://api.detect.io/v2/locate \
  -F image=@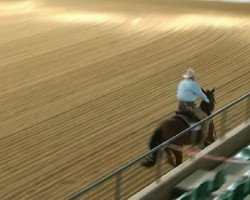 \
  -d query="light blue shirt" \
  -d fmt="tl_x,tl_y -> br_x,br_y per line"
177,79 -> 209,103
